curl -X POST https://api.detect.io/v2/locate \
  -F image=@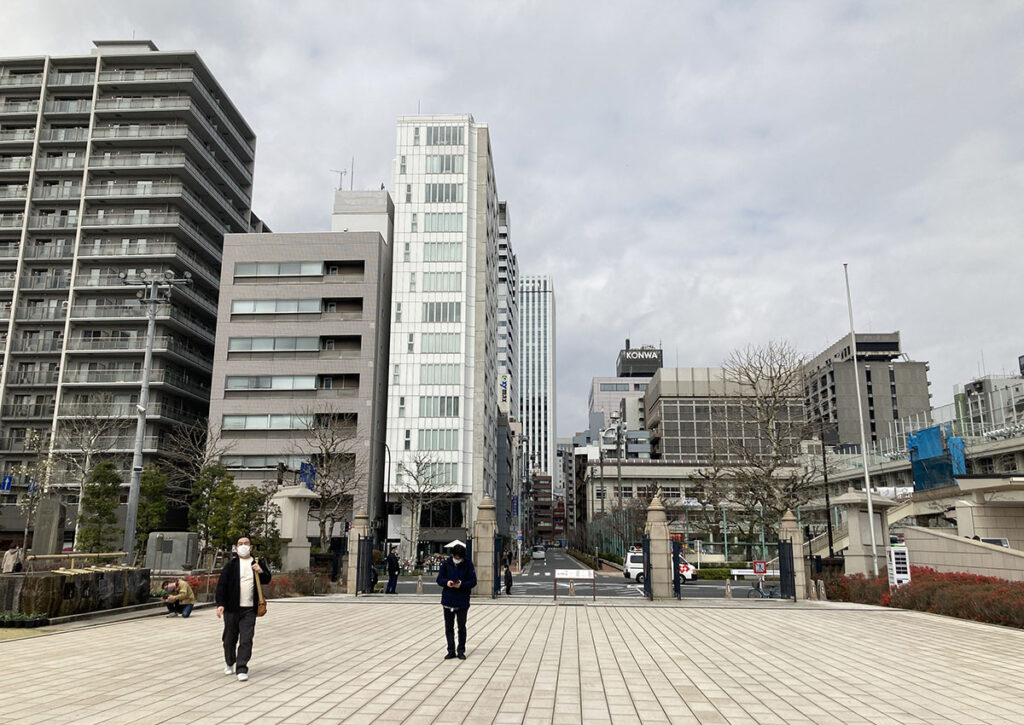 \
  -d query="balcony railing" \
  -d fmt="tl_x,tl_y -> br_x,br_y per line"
93,95 -> 191,112
69,303 -> 154,318
14,306 -> 66,321
65,336 -> 212,370
0,213 -> 24,227
80,211 -> 183,226
50,435 -> 160,453
91,123 -> 188,141
31,185 -> 81,200
0,184 -> 28,199
0,245 -> 19,257
43,100 -> 92,114
27,215 -> 76,229
98,68 -> 194,84
19,275 -> 71,290
48,72 -> 95,87
7,370 -> 60,385
23,244 -> 73,259
62,369 -> 211,397
11,338 -> 64,352
0,157 -> 32,171
38,128 -> 89,143
1,403 -> 55,418
57,401 -> 200,424
0,102 -> 39,114
35,156 -> 85,171
83,182 -> 229,235
0,129 -> 35,142
0,74 -> 43,88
